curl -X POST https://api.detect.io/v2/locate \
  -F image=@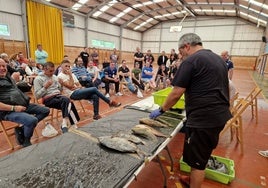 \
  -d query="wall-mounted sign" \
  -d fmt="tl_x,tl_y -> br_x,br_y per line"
92,39 -> 115,48
0,24 -> 10,36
